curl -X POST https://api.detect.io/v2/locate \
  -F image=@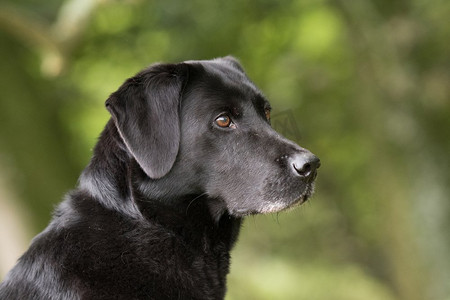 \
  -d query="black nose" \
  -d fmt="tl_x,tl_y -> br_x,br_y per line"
291,153 -> 320,181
